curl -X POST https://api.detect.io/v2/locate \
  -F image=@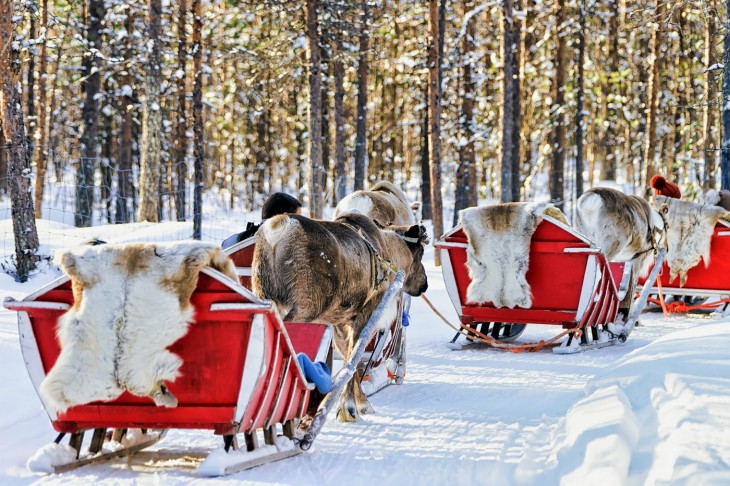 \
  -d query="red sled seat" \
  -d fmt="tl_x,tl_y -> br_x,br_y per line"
4,265 -> 332,475
640,220 -> 730,301
435,215 -> 632,352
